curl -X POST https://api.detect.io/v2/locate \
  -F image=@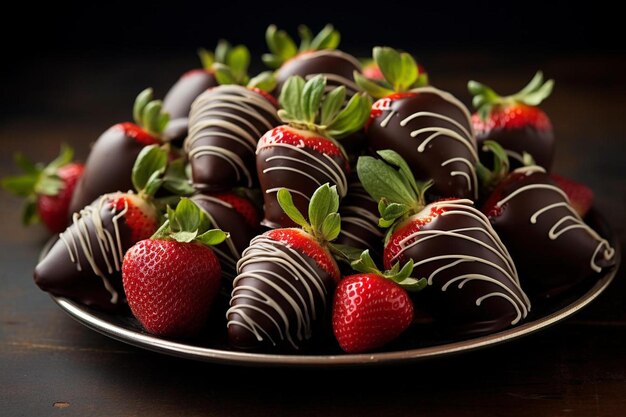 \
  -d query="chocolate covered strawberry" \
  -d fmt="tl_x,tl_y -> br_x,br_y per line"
550,174 -> 594,217
468,71 -> 555,170
69,88 -> 169,214
483,165 -> 615,299
357,150 -> 531,337
355,47 -> 479,201
184,54 -> 280,191
227,184 -> 343,351
2,145 -> 84,233
123,198 -> 228,338
333,250 -> 425,353
257,74 -> 371,228
263,24 -> 362,95
34,145 -> 169,311
191,191 -> 260,285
